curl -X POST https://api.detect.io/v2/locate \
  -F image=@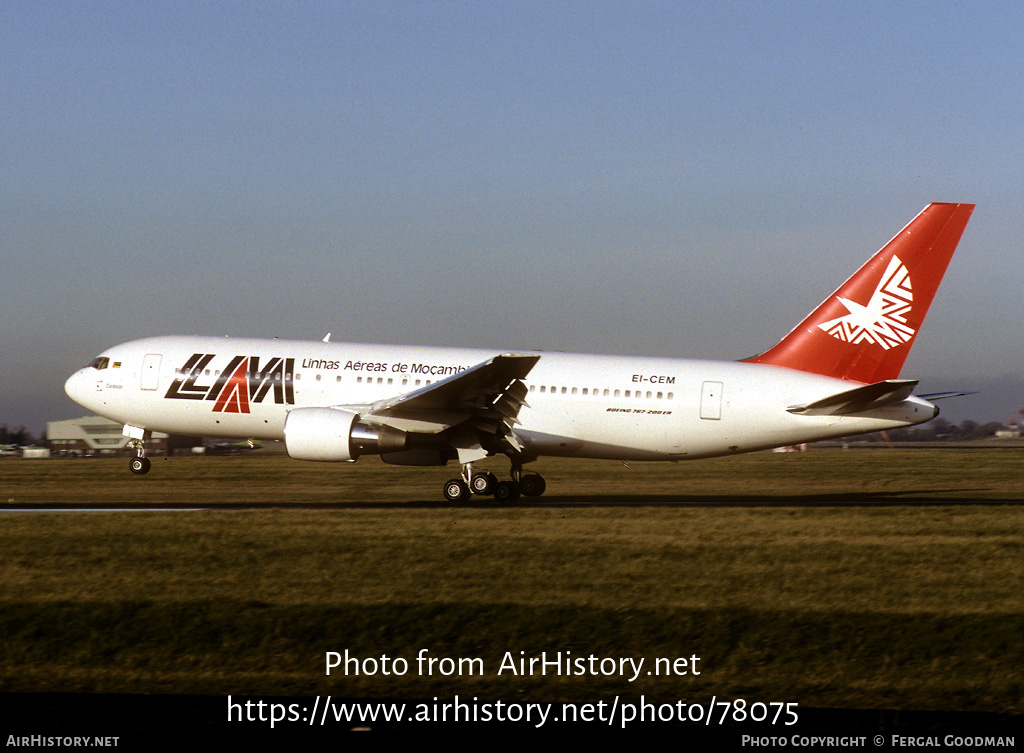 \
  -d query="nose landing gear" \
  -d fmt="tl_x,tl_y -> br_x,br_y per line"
127,436 -> 150,475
